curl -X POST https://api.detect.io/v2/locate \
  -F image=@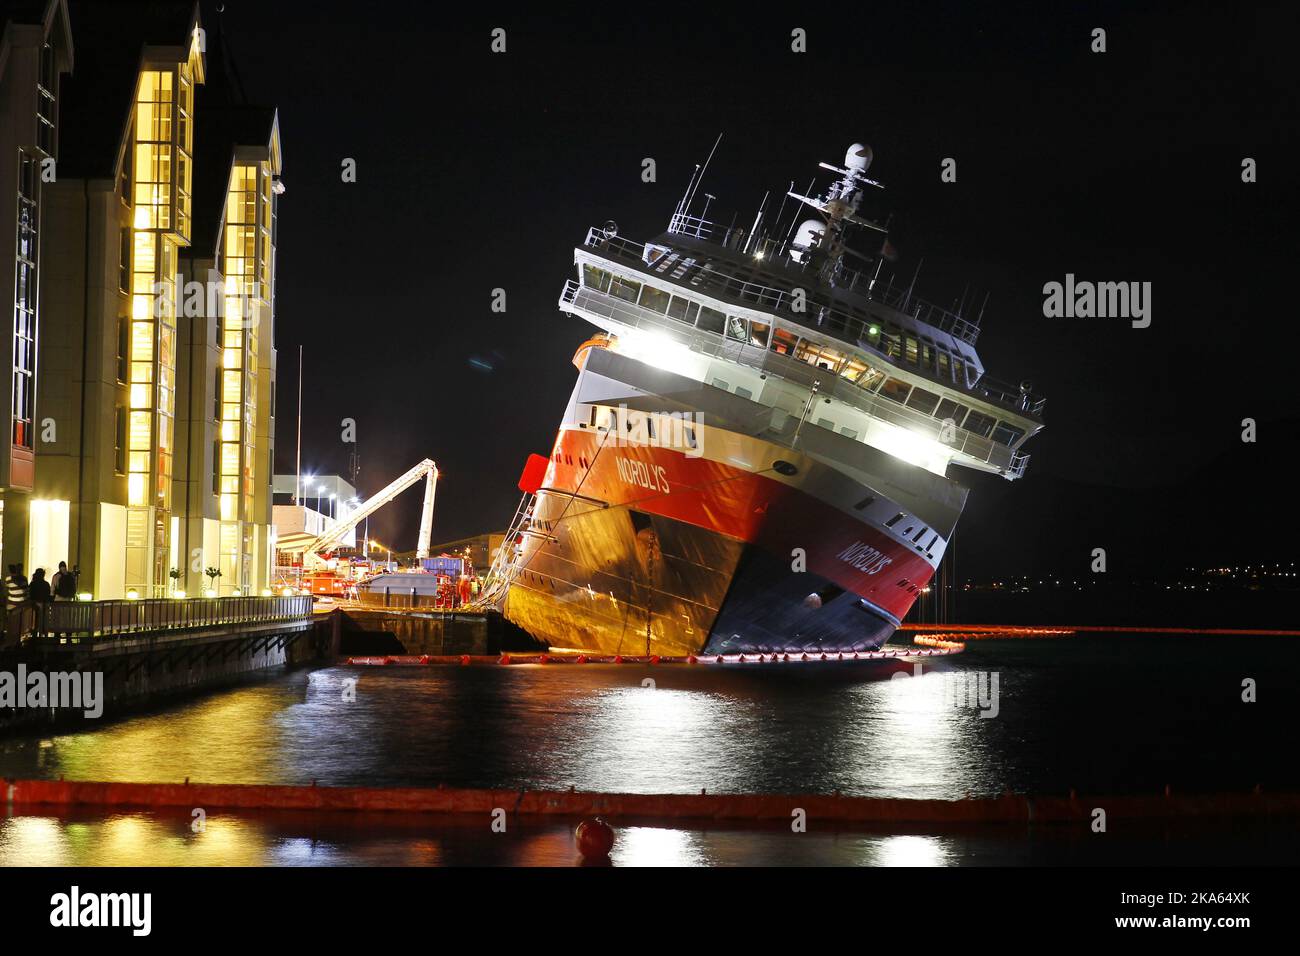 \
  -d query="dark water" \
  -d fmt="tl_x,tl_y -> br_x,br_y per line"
0,634 -> 1295,864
